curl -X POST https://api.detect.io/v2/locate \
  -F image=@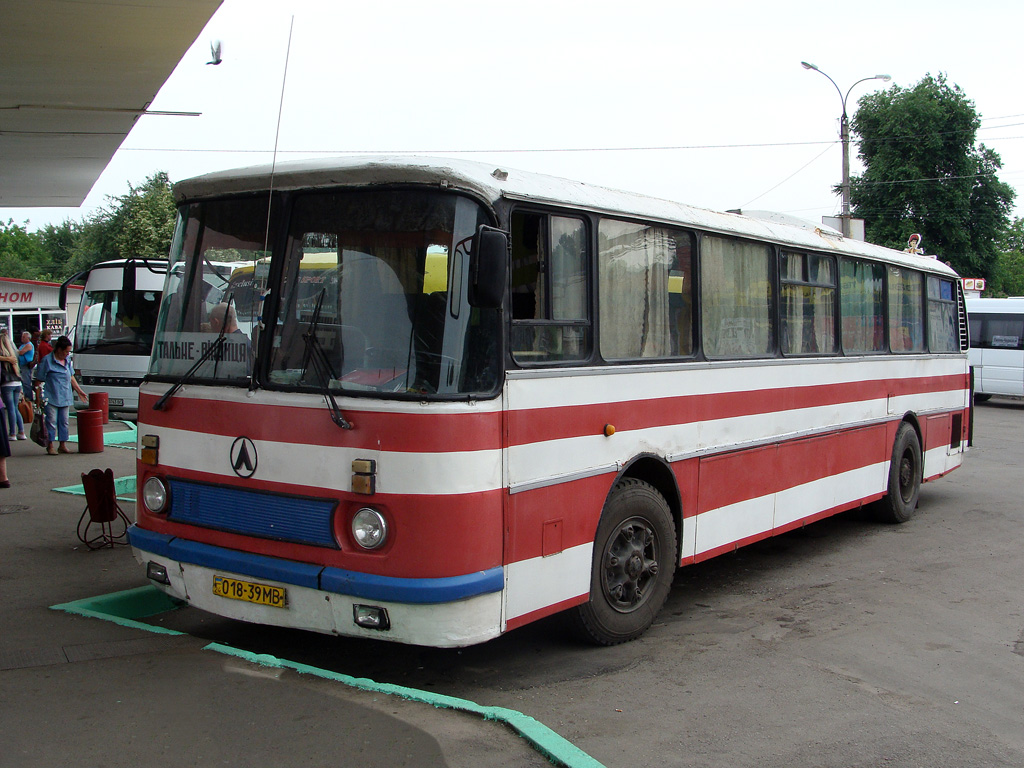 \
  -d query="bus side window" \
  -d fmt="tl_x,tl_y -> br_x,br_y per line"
510,211 -> 590,364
